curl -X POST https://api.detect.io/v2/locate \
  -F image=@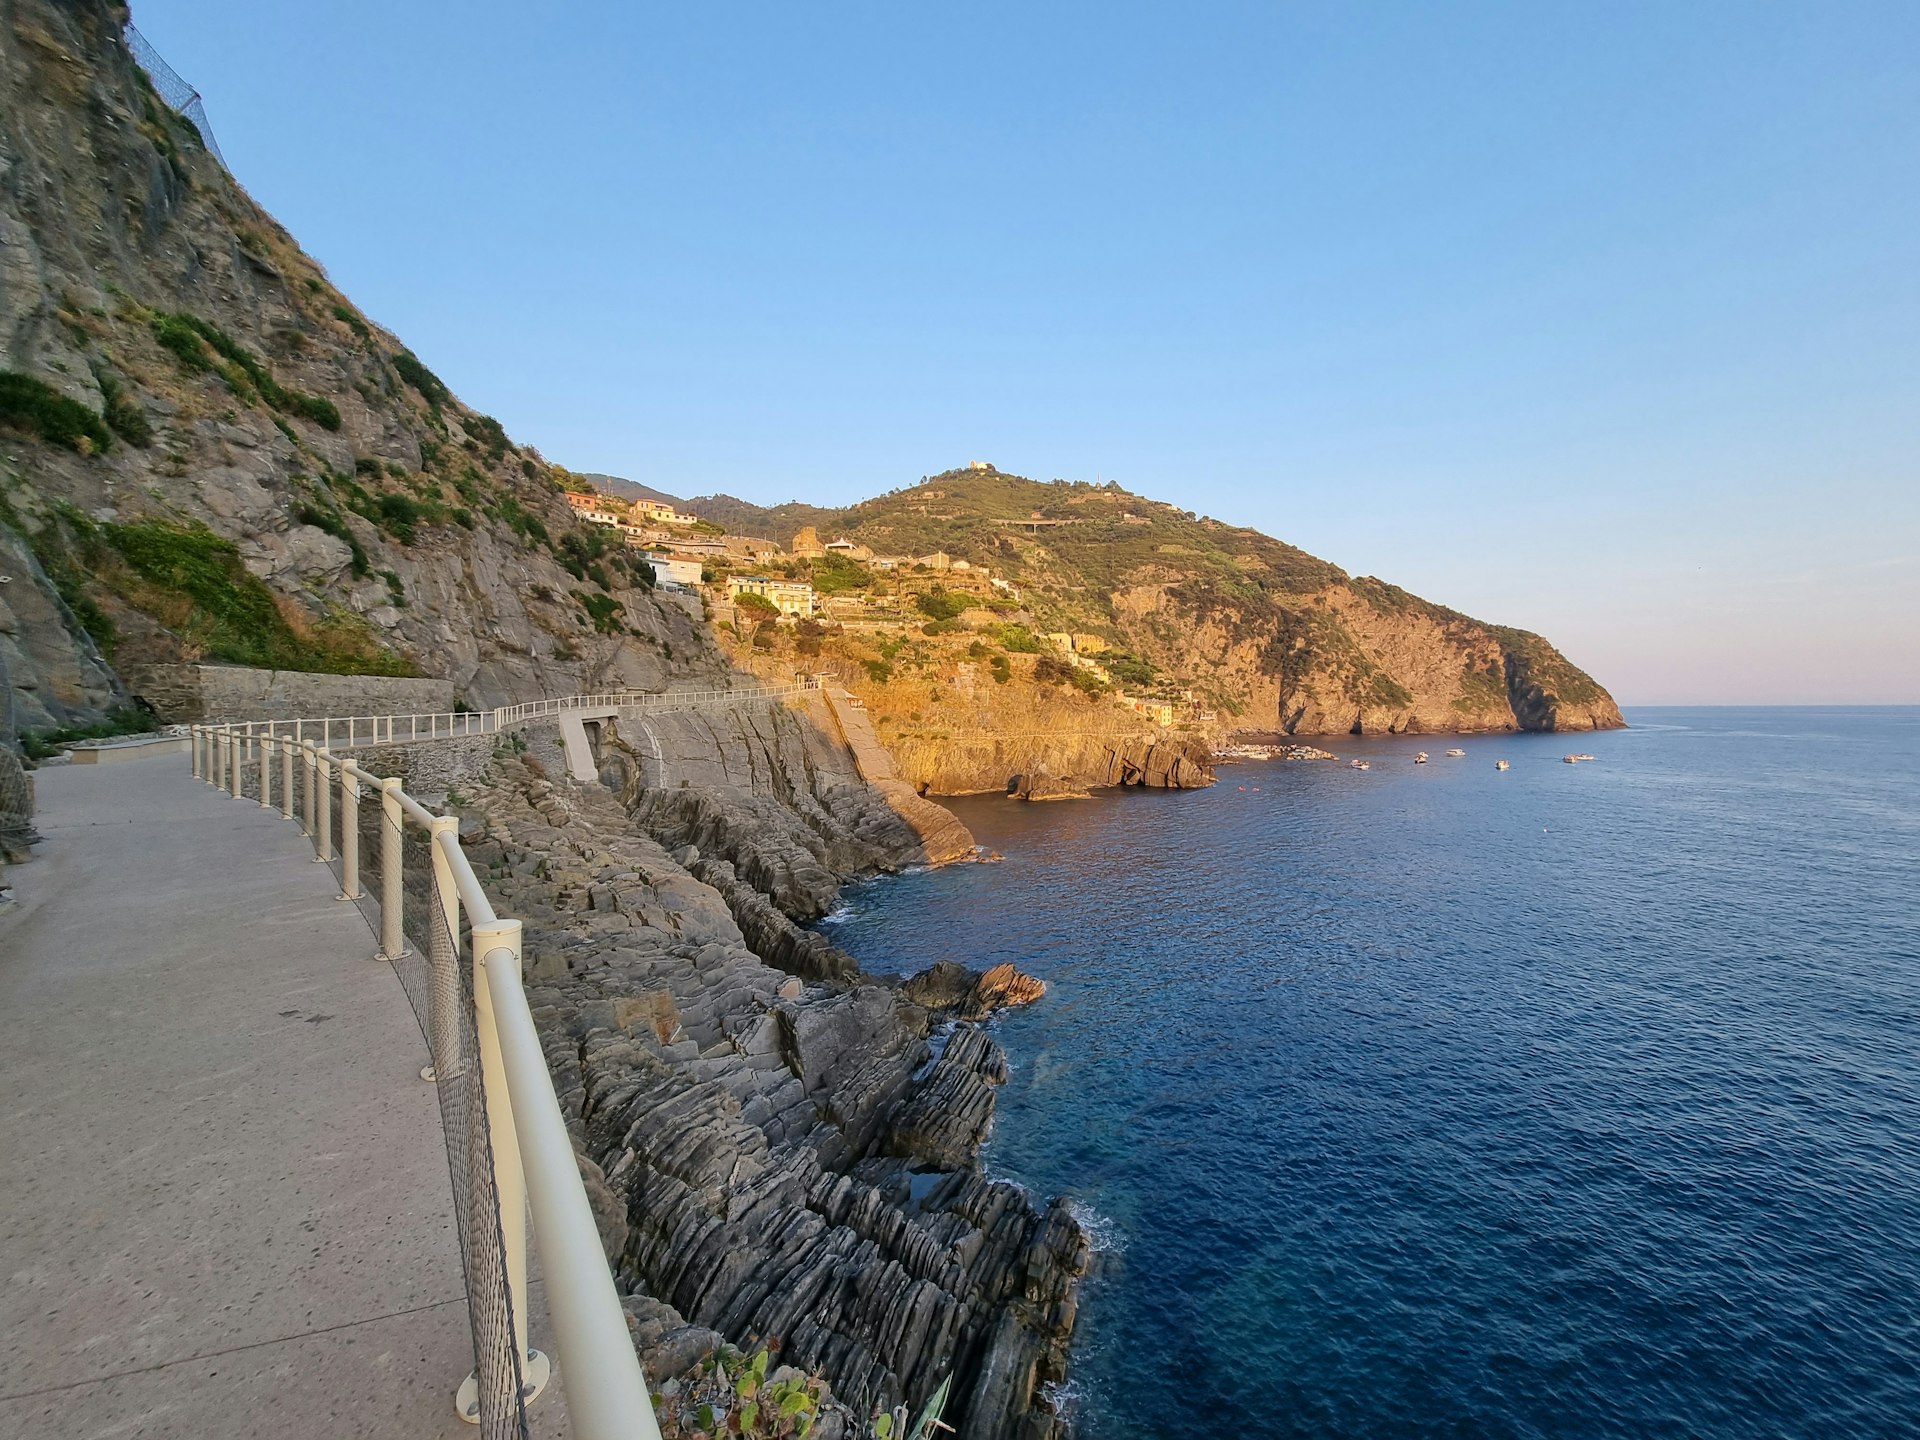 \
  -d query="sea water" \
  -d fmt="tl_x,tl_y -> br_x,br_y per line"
821,708 -> 1920,1438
